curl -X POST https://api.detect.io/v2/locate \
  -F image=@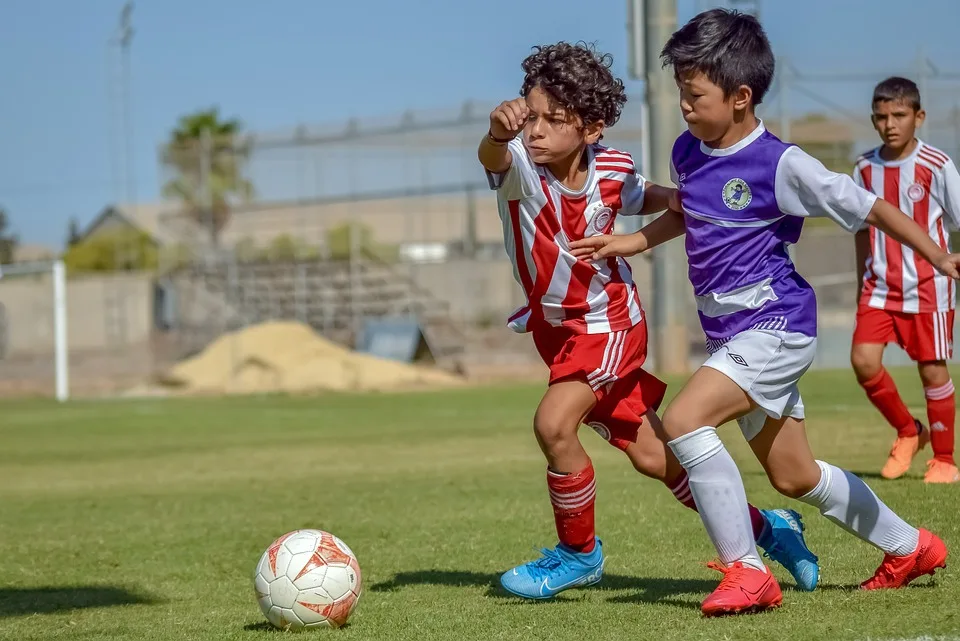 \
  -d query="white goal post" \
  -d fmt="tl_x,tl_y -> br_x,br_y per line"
0,260 -> 69,401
